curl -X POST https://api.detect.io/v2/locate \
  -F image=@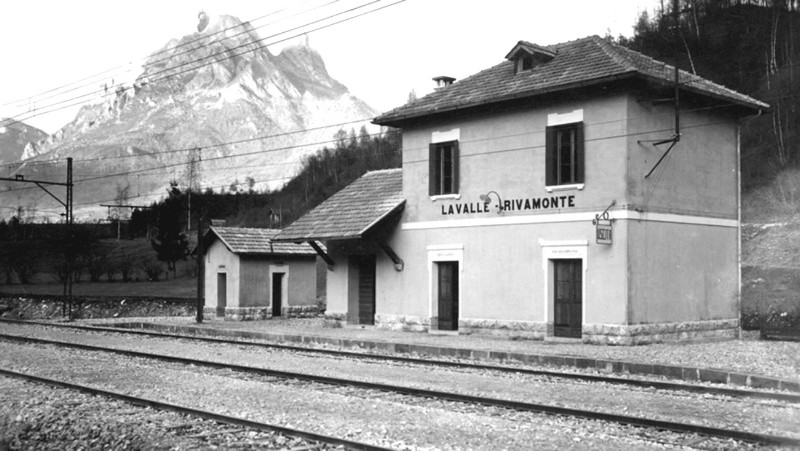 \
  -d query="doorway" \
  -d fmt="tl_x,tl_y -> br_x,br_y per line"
553,259 -> 582,338
436,261 -> 459,331
216,273 -> 227,316
354,255 -> 376,325
271,272 -> 284,317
